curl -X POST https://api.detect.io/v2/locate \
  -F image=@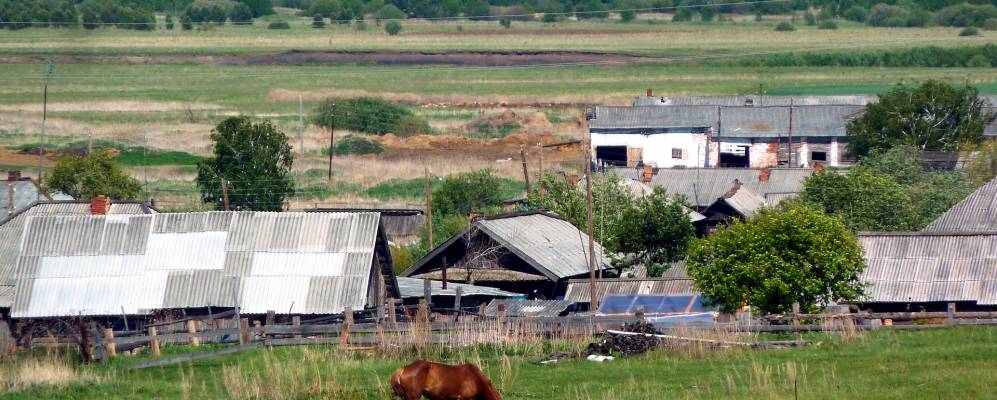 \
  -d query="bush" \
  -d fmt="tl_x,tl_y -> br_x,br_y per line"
868,3 -> 908,27
985,18 -> 997,30
328,135 -> 383,156
499,16 -> 511,28
165,14 -> 174,29
229,3 -> 254,25
699,7 -> 716,22
375,4 -> 405,20
775,21 -> 795,31
843,6 -> 868,22
432,169 -> 510,217
180,13 -> 193,30
967,54 -> 991,67
267,20 -> 290,29
672,8 -> 694,22
936,3 -> 997,27
818,20 -> 838,29
384,20 -> 402,35
312,15 -> 325,27
395,115 -> 432,136
804,12 -> 816,26
542,12 -> 559,23
312,97 -> 426,135
576,0 -> 609,19
620,9 -> 636,23
960,26 -> 980,36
